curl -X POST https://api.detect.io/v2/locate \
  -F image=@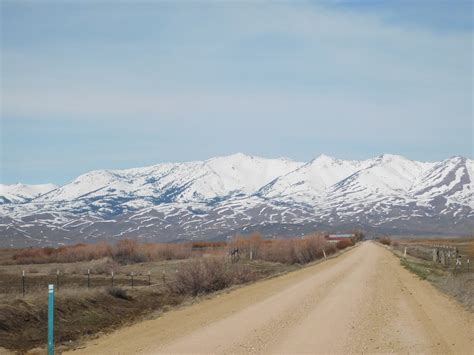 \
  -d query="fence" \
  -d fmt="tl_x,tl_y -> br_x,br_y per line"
7,269 -> 178,297
398,243 -> 472,274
